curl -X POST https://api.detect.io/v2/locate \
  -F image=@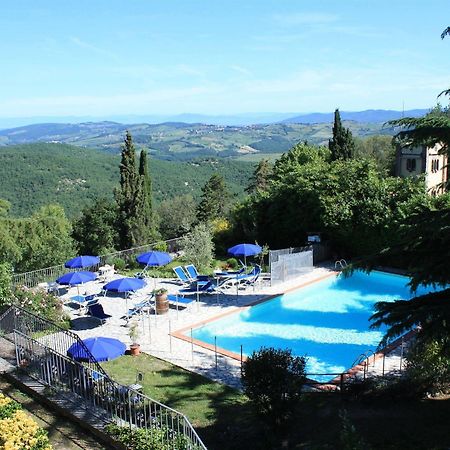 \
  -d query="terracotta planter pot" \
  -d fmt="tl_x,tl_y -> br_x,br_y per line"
130,344 -> 141,356
155,293 -> 169,315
